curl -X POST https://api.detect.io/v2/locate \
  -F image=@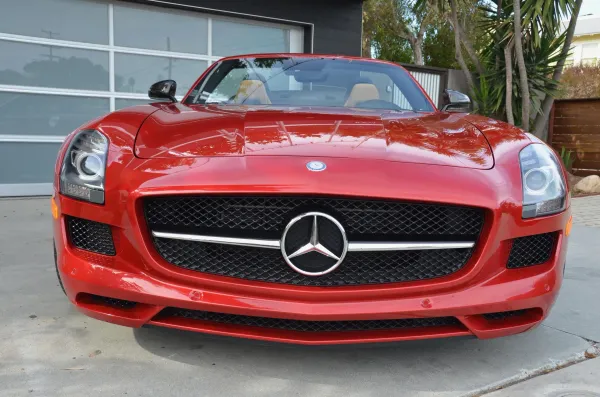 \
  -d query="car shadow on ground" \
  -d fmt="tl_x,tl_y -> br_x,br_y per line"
133,325 -> 478,383
130,323 -> 587,393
